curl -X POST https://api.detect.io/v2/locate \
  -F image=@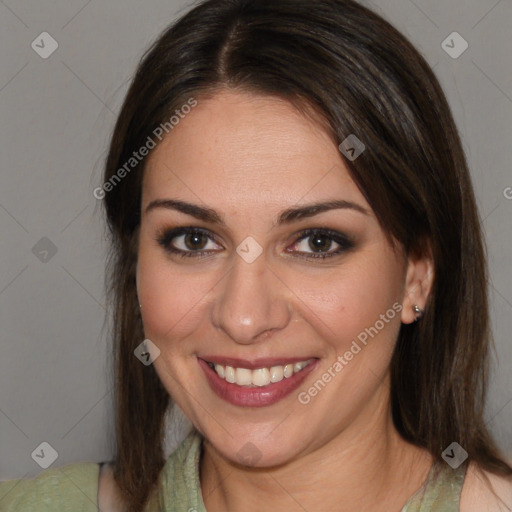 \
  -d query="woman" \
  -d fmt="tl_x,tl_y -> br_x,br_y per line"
1,0 -> 511,510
